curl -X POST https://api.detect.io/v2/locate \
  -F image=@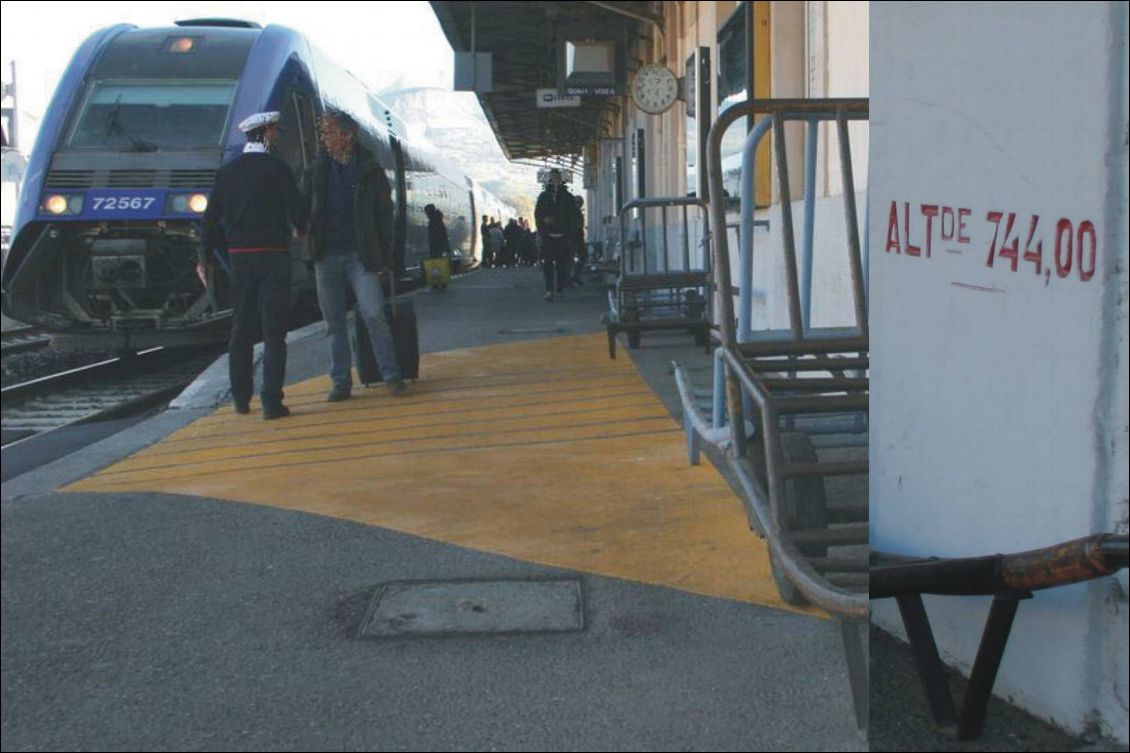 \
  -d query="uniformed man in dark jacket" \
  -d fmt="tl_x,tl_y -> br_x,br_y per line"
305,110 -> 405,401
202,111 -> 308,420
535,169 -> 577,301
